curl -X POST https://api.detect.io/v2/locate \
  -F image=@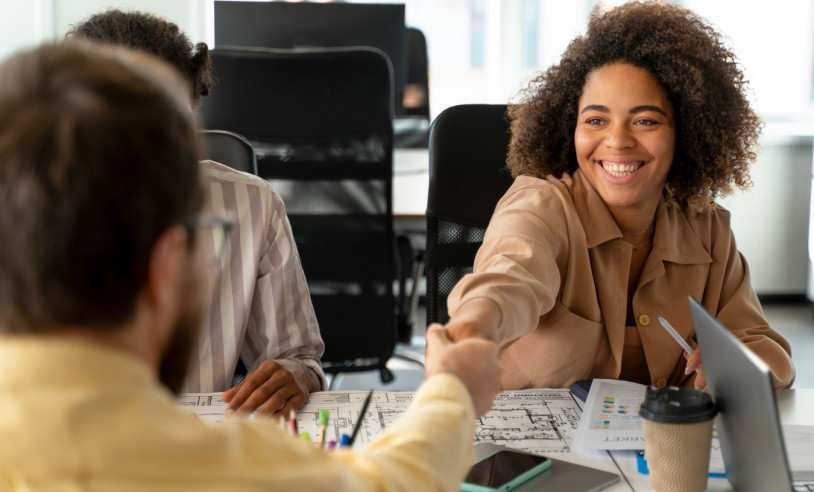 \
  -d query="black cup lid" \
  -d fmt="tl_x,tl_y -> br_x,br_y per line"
638,386 -> 718,424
